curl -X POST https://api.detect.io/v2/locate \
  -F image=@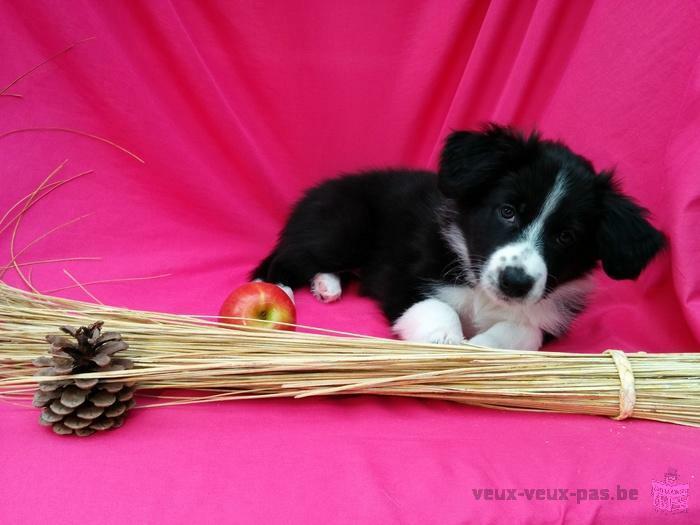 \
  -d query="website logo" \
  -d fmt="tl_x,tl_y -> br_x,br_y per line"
651,468 -> 689,513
